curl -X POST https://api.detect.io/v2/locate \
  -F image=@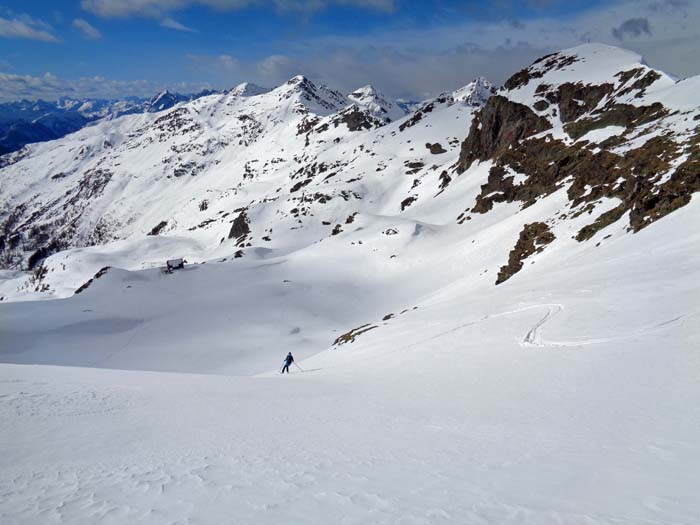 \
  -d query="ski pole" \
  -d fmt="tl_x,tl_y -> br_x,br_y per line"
295,362 -> 304,372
